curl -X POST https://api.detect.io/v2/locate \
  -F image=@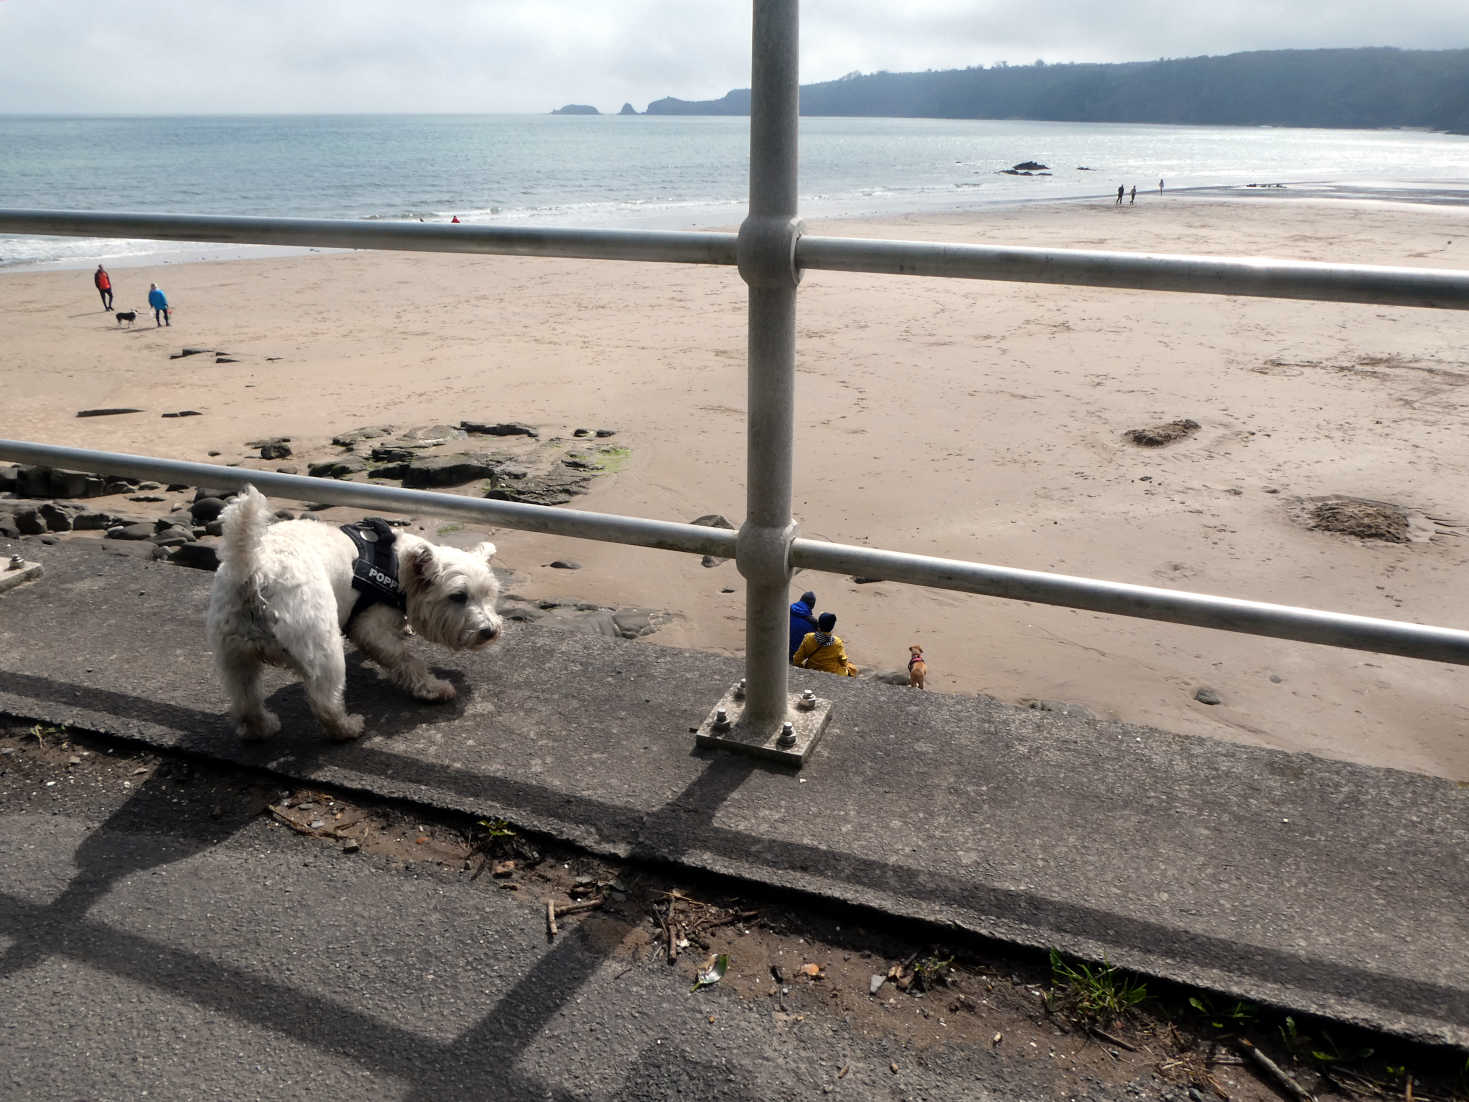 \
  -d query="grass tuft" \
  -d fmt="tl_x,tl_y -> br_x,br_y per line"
1048,949 -> 1148,1023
